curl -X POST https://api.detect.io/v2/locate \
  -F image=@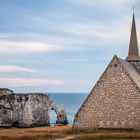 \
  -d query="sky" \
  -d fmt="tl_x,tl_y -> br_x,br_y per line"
0,0 -> 140,93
